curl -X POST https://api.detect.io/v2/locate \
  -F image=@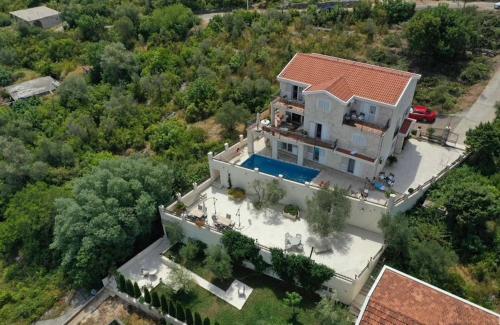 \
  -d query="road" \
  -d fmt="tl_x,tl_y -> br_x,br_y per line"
198,0 -> 499,23
418,64 -> 500,146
